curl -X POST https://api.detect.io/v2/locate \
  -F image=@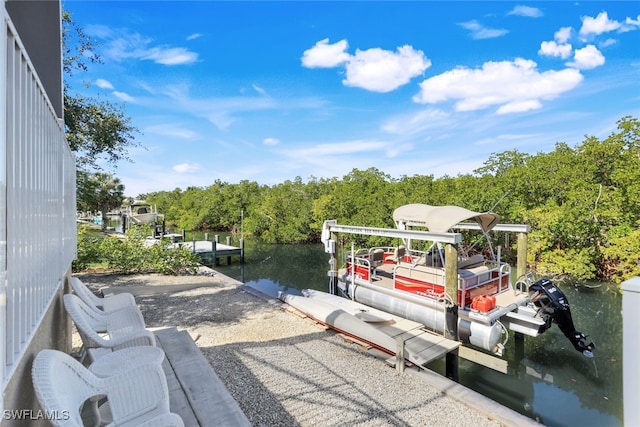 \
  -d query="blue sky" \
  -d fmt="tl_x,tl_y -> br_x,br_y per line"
64,1 -> 640,197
